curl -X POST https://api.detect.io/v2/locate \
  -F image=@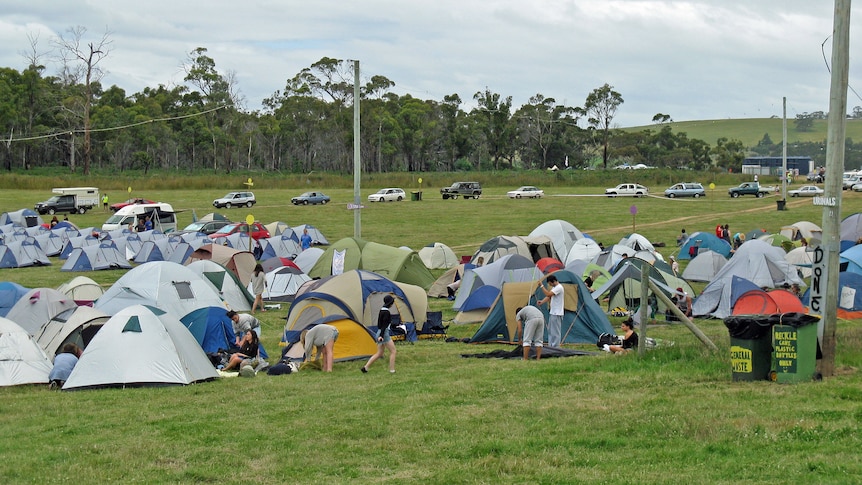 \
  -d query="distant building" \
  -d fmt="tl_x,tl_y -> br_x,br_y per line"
742,156 -> 813,176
